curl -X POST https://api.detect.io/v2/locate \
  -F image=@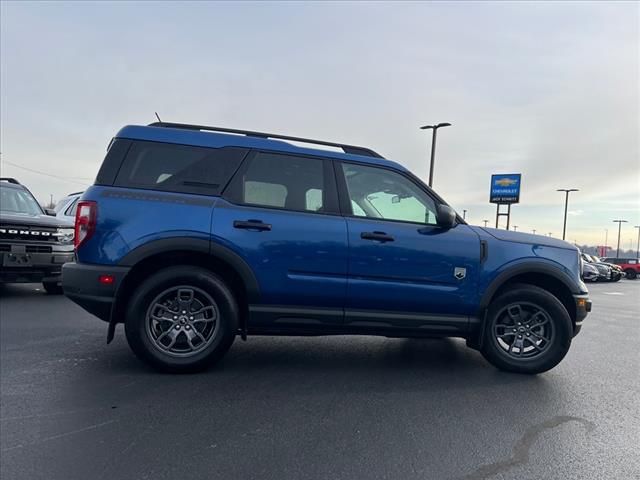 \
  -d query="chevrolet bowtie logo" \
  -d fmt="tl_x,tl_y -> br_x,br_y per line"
495,178 -> 518,187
